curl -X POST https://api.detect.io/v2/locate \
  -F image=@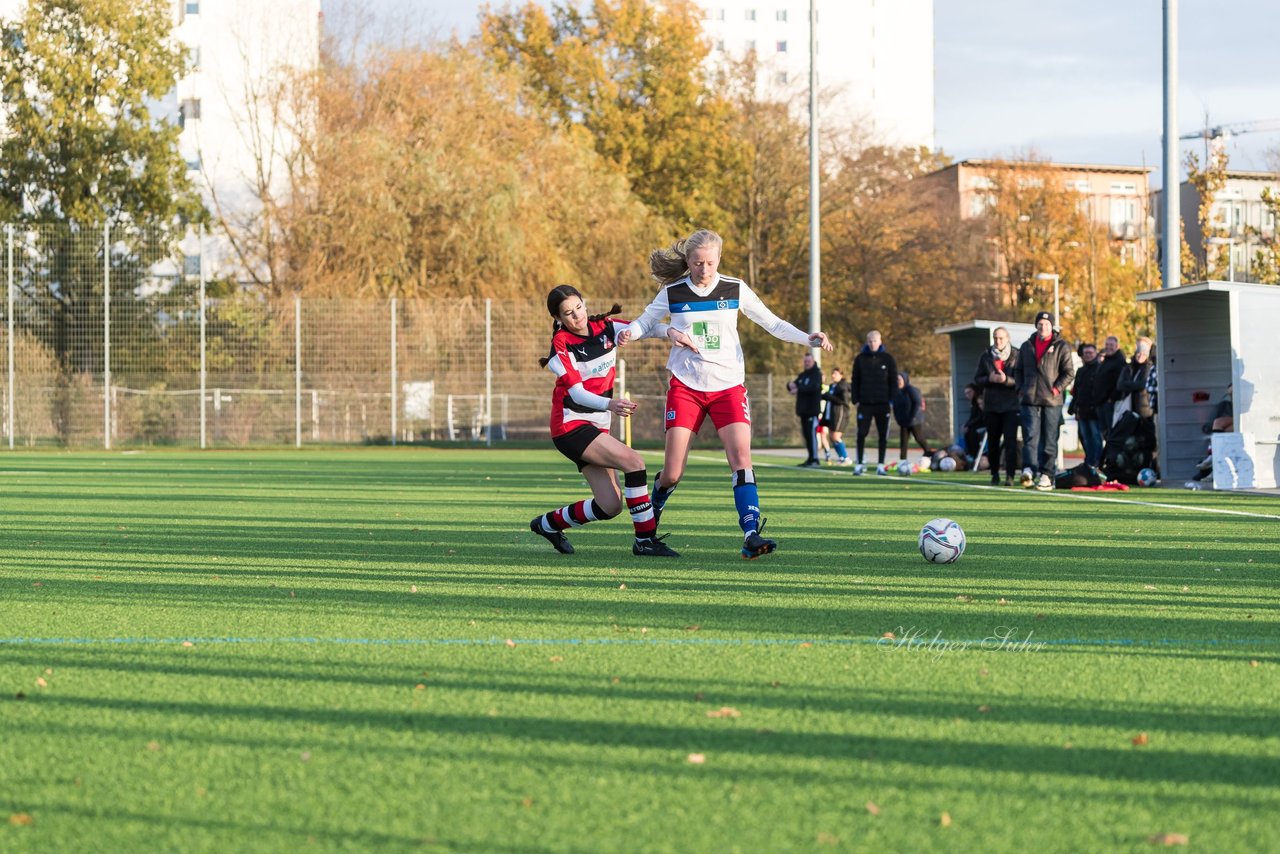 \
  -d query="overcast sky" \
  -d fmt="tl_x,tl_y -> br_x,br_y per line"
334,1 -> 1280,188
